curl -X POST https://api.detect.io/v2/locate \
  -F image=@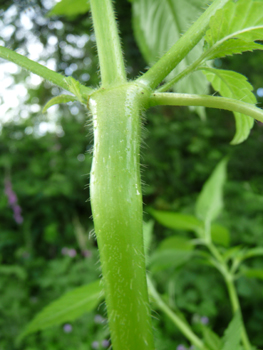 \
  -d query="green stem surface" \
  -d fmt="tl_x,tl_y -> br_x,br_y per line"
149,93 -> 263,123
89,83 -> 154,350
0,46 -> 92,95
207,243 -> 251,350
90,0 -> 126,86
147,277 -> 209,350
137,0 -> 230,89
